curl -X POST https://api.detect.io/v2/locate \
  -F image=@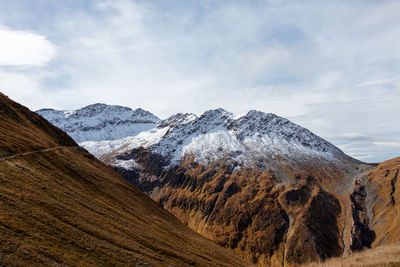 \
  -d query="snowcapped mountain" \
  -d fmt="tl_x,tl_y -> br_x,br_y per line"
37,103 -> 380,266
75,106 -> 372,266
36,104 -> 160,143
81,108 -> 353,170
